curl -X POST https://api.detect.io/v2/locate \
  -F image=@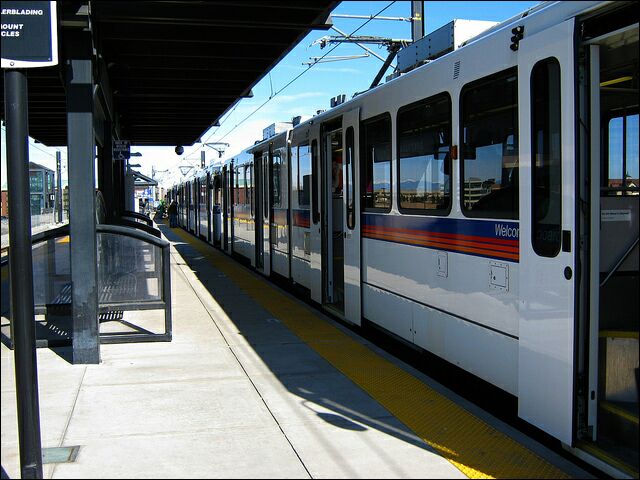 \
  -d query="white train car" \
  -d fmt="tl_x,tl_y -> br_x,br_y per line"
172,1 -> 638,475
